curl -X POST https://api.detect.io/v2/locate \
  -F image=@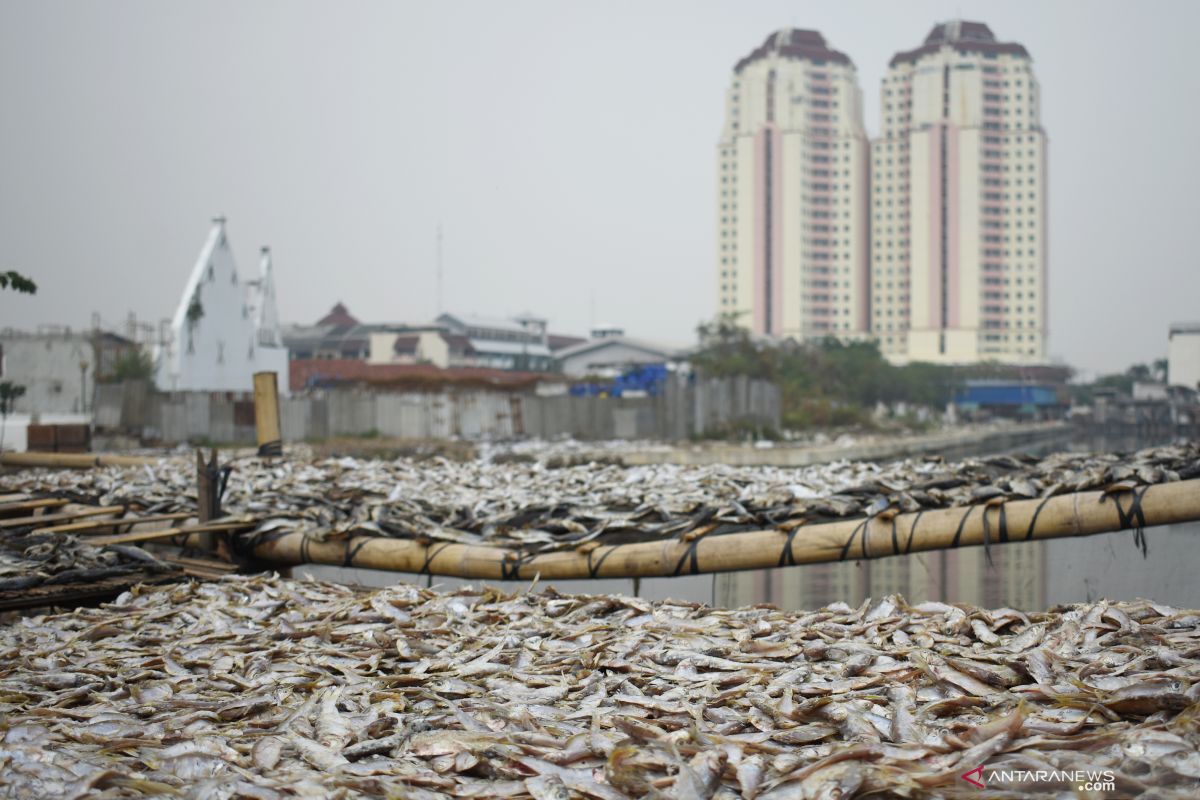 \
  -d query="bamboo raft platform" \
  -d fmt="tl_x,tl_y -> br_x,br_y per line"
0,442 -> 1198,590
245,477 -> 1200,581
